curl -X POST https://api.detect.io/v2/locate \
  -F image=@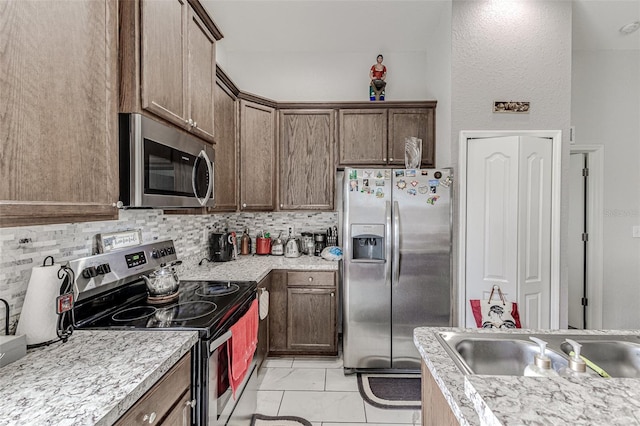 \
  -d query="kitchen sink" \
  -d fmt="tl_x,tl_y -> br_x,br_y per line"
437,332 -> 640,377
437,332 -> 568,376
